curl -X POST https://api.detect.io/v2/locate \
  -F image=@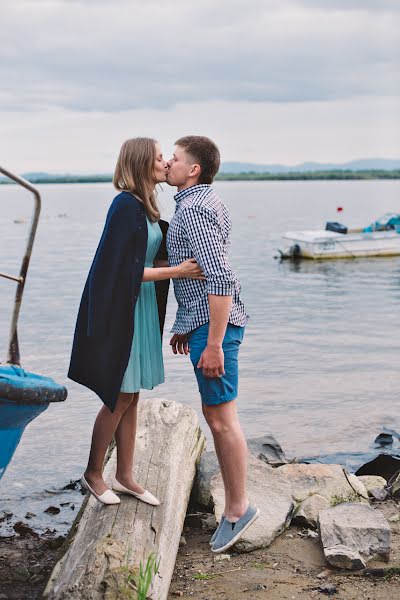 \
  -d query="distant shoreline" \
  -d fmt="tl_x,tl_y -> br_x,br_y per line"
0,170 -> 399,185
